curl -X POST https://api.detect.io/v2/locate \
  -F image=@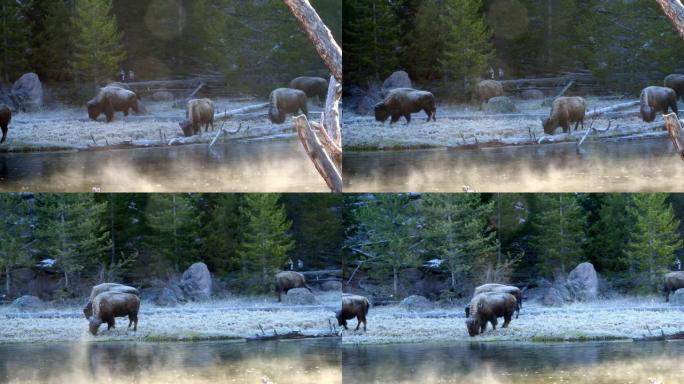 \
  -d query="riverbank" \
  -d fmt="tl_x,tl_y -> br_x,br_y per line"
2,97 -> 315,153
341,296 -> 684,344
342,96 -> 672,151
0,292 -> 340,343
